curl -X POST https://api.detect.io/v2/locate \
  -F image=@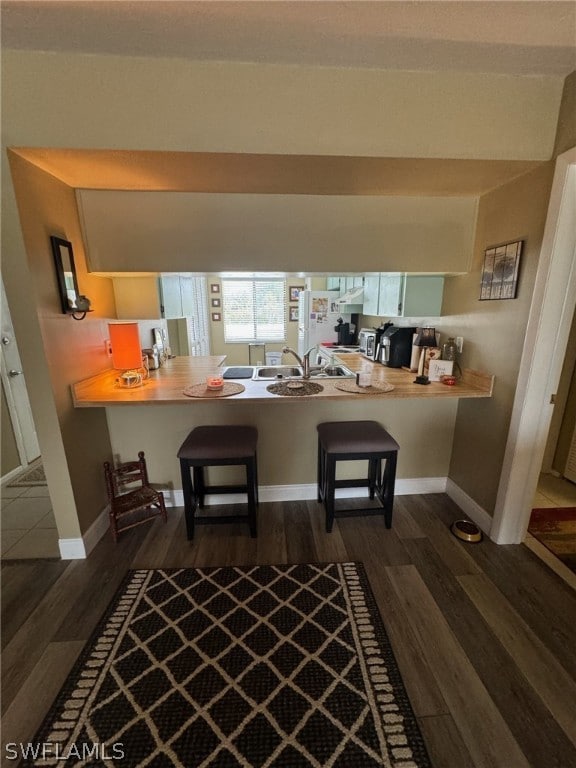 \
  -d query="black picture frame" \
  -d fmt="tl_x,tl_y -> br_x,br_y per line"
289,306 -> 299,322
50,236 -> 80,314
480,240 -> 523,300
